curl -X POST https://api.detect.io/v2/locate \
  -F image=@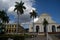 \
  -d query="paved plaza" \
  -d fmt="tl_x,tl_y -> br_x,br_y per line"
25,34 -> 60,40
